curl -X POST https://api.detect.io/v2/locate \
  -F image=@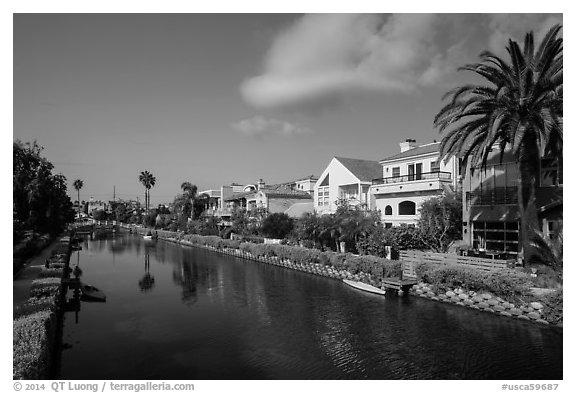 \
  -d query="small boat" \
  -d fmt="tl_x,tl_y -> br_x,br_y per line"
143,235 -> 153,240
81,284 -> 106,302
343,279 -> 386,295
